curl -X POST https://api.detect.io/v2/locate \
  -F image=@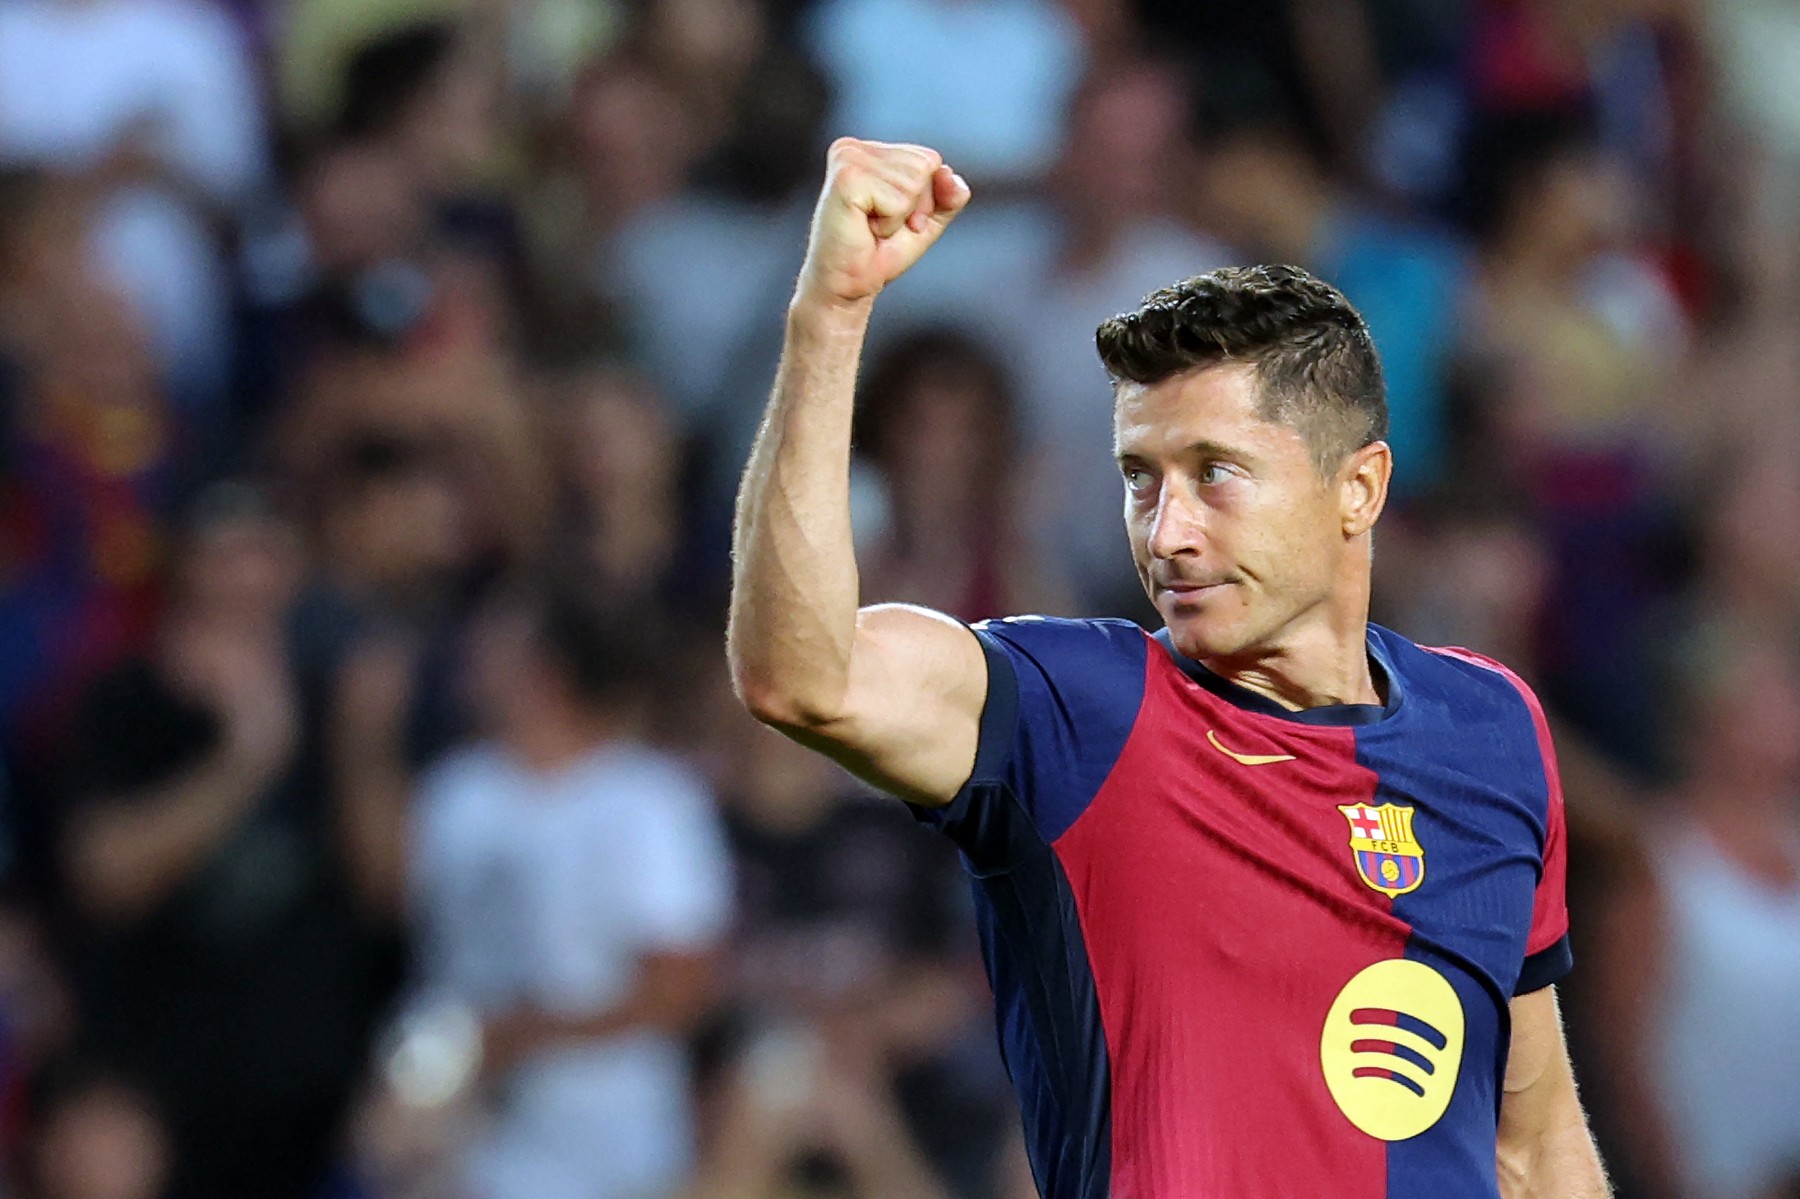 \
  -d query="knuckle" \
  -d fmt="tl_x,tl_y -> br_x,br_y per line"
890,143 -> 942,172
